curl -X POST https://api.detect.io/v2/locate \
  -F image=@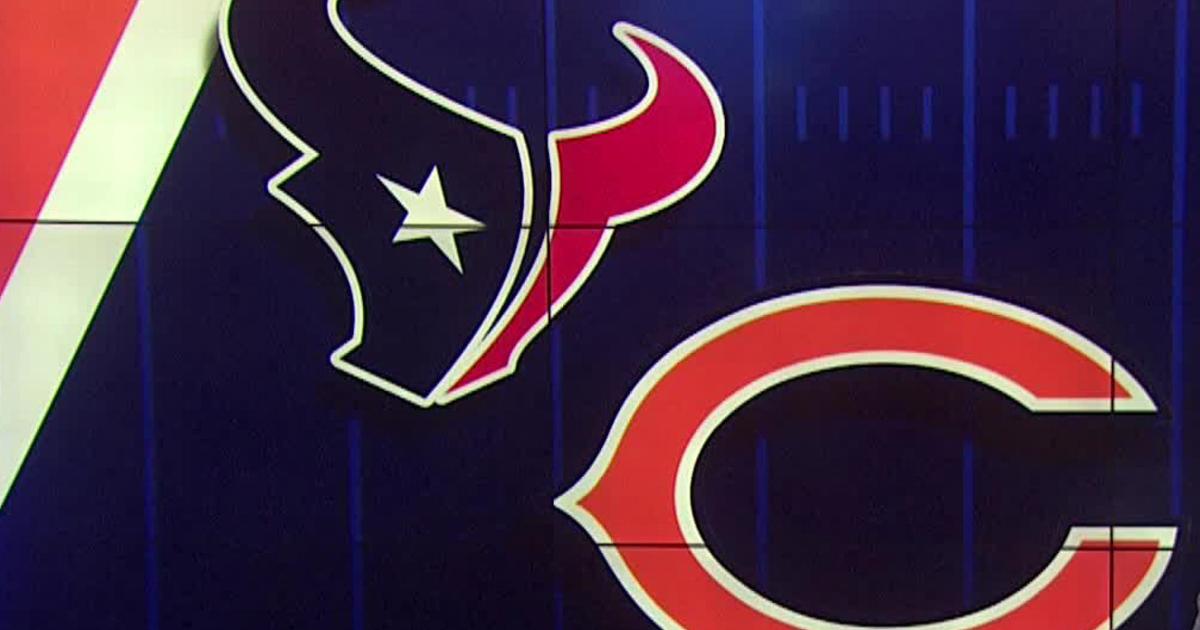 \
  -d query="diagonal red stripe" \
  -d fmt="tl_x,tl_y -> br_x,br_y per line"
0,0 -> 138,290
